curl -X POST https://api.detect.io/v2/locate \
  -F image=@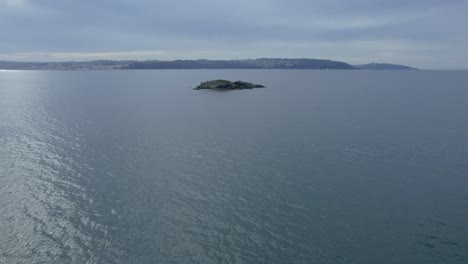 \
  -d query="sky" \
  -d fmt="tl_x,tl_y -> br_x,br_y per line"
0,0 -> 467,69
